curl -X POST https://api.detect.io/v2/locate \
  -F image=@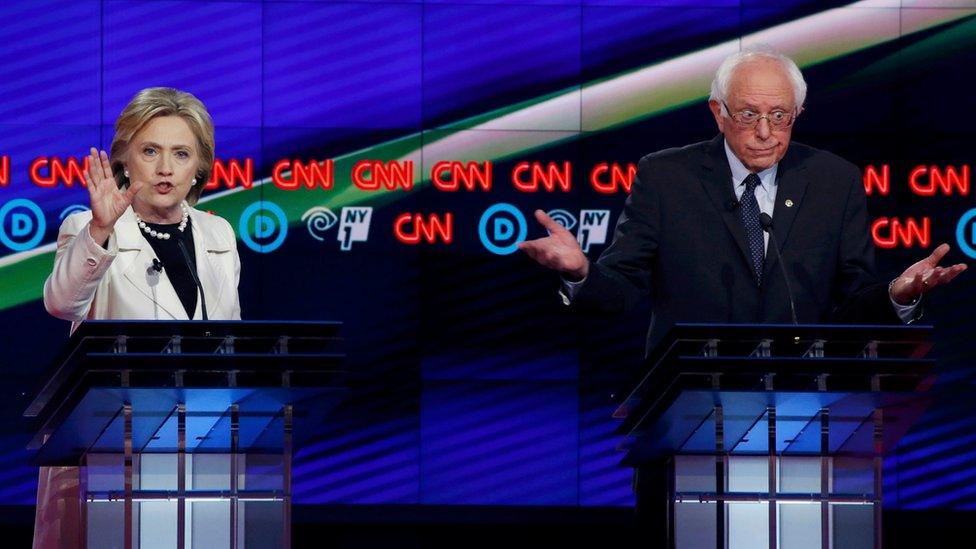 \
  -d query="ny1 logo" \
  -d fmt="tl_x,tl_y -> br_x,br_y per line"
300,206 -> 373,251
478,203 -> 611,255
0,199 -> 46,252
